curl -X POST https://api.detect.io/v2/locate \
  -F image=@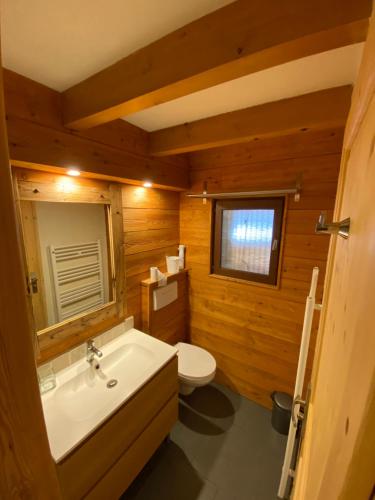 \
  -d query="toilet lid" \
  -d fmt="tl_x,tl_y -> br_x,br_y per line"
175,342 -> 216,380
